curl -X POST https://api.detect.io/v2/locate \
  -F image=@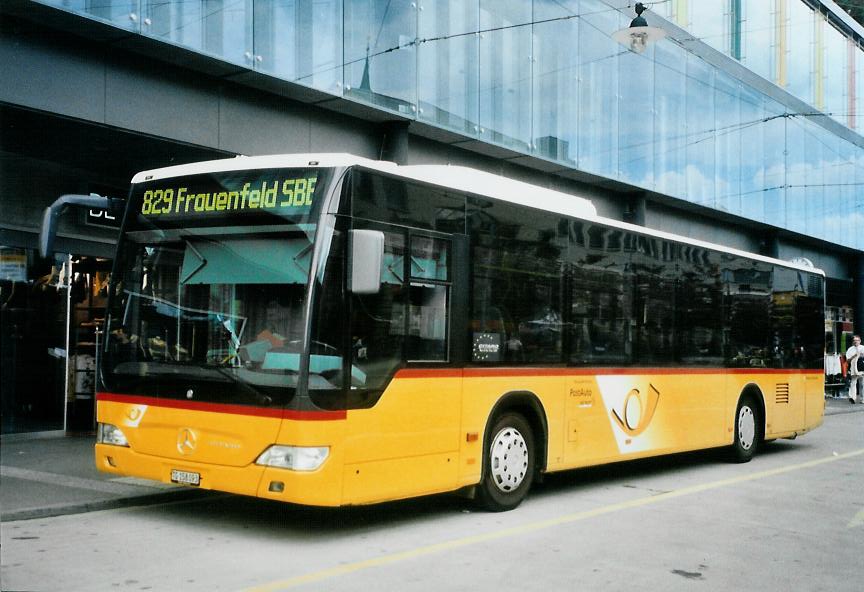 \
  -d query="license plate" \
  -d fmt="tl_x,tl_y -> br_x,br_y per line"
170,469 -> 200,486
